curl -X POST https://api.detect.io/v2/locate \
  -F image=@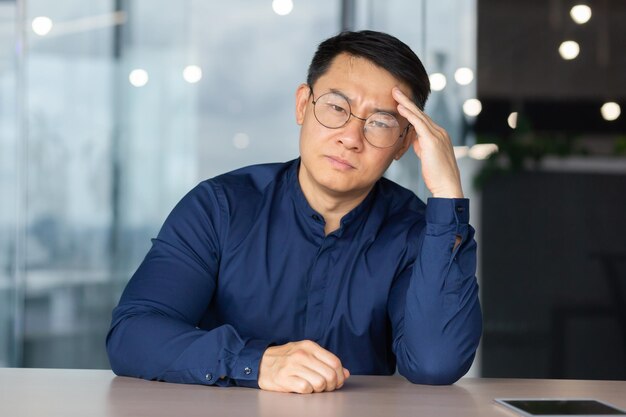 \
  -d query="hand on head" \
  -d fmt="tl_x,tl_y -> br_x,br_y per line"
392,87 -> 464,199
